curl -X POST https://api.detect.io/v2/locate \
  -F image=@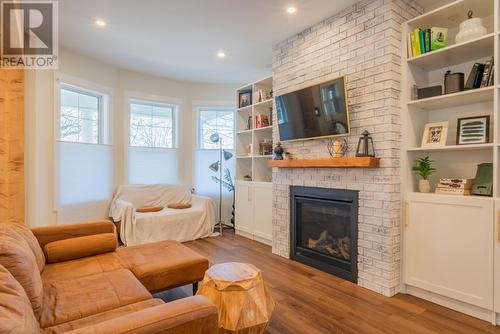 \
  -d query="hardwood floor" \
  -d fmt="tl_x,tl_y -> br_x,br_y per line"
184,231 -> 500,334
